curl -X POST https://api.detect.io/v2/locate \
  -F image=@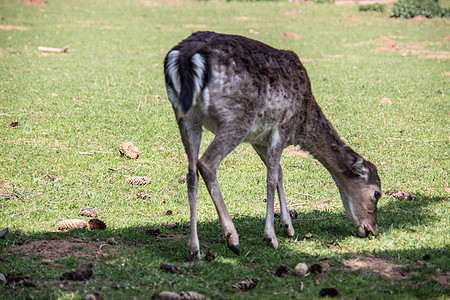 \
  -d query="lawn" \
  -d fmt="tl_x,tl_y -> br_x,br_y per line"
0,0 -> 449,299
